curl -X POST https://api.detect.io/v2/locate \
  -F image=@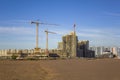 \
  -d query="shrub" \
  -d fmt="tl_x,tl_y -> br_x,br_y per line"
11,54 -> 18,60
